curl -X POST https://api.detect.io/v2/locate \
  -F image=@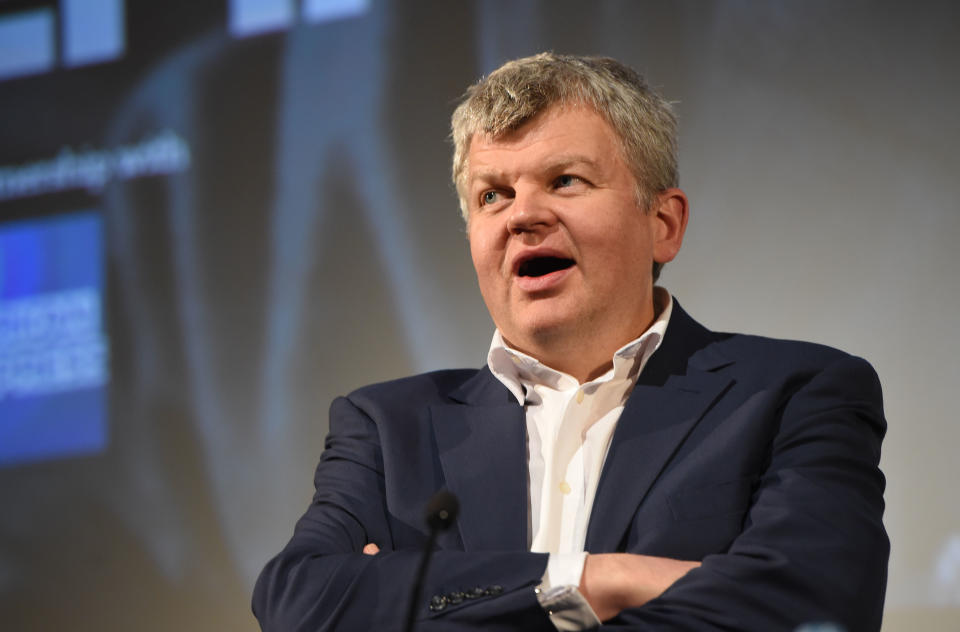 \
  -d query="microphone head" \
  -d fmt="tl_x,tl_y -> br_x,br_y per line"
425,490 -> 459,531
